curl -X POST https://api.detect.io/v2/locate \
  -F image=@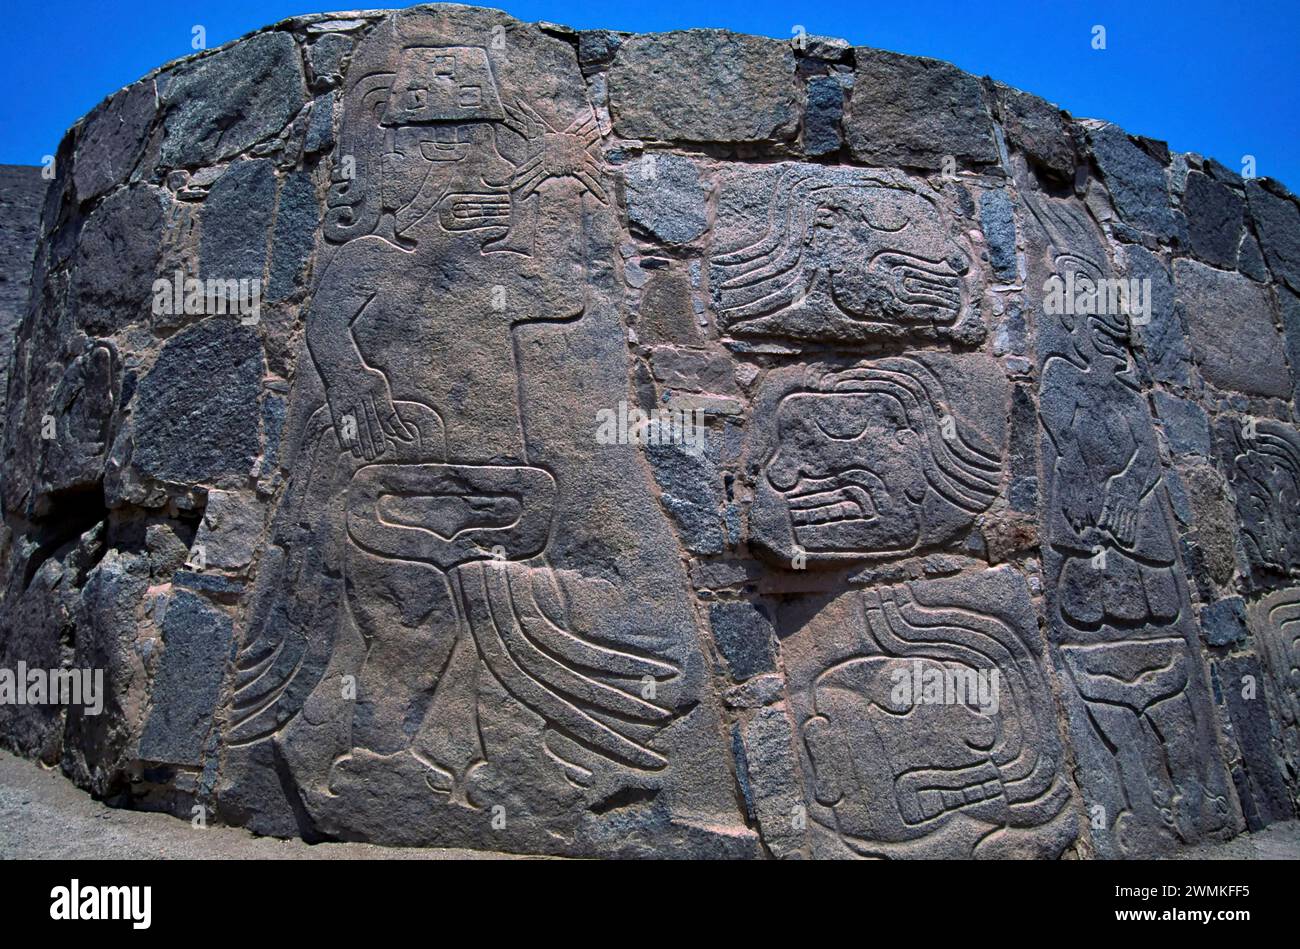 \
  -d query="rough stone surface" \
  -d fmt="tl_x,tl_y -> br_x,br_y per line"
1248,180 -> 1300,293
138,589 -> 233,765
131,318 -> 263,484
1183,171 -> 1243,269
803,75 -> 844,157
3,5 -> 1300,860
1175,258 -> 1292,398
72,184 -> 167,335
845,48 -> 998,170
708,601 -> 777,680
200,159 -> 277,284
988,81 -> 1074,181
608,31 -> 798,144
0,165 -> 46,405
1086,123 -> 1182,241
73,79 -> 156,203
158,31 -> 308,168
980,189 -> 1018,282
621,153 -> 708,246
1213,654 -> 1294,829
